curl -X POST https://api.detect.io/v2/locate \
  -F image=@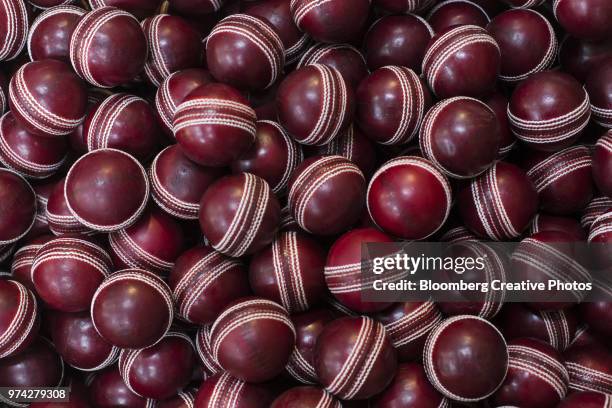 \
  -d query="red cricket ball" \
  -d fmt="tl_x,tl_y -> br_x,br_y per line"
373,0 -> 434,13
0,279 -> 39,359
28,0 -> 76,8
481,90 -> 516,158
530,214 -> 587,241
315,316 -> 397,400
27,180 -> 55,240
206,14 -> 284,91
195,325 -> 223,378
558,391 -> 612,408
290,0 -> 371,44
0,0 -> 28,61
109,205 -> 185,276
296,43 -> 369,90
0,111 -> 68,179
508,70 -> 591,151
199,173 -> 280,257
210,297 -> 295,383
593,132 -> 612,198
158,390 -> 196,408
32,235 -> 112,312
150,145 -> 225,220
142,14 -> 202,87
271,387 -> 341,408
492,338 -> 569,408
356,66 -> 431,145
174,83 -> 257,167
586,59 -> 612,128
231,120 -> 303,195
559,36 -> 612,82
553,0 -> 612,41
371,363 -> 449,408
0,168 -> 37,244
91,268 -> 174,348
9,59 -> 87,137
50,310 -> 119,371
119,331 -> 195,400
170,245 -> 250,325
70,6 -> 147,88
363,14 -> 433,73
588,210 -> 612,268
458,161 -> 538,240
0,70 -> 7,115
88,366 -> 154,408
564,345 -> 612,394
27,5 -> 85,63
580,301 -> 612,339
581,196 -> 611,231
194,372 -> 275,408
83,93 -> 160,162
424,315 -> 508,402
288,156 -> 365,235
155,69 -> 214,136
286,308 -> 336,384
427,0 -> 490,32
486,9 -> 557,83
420,96 -> 500,178
422,25 -> 500,98
88,0 -> 162,19
277,64 -> 354,146
376,302 -> 442,362
64,149 -> 149,232
29,378 -> 90,408
9,234 -> 52,291
497,303 -> 578,351
368,156 -> 452,240
45,178 -> 91,236
502,0 -> 546,6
